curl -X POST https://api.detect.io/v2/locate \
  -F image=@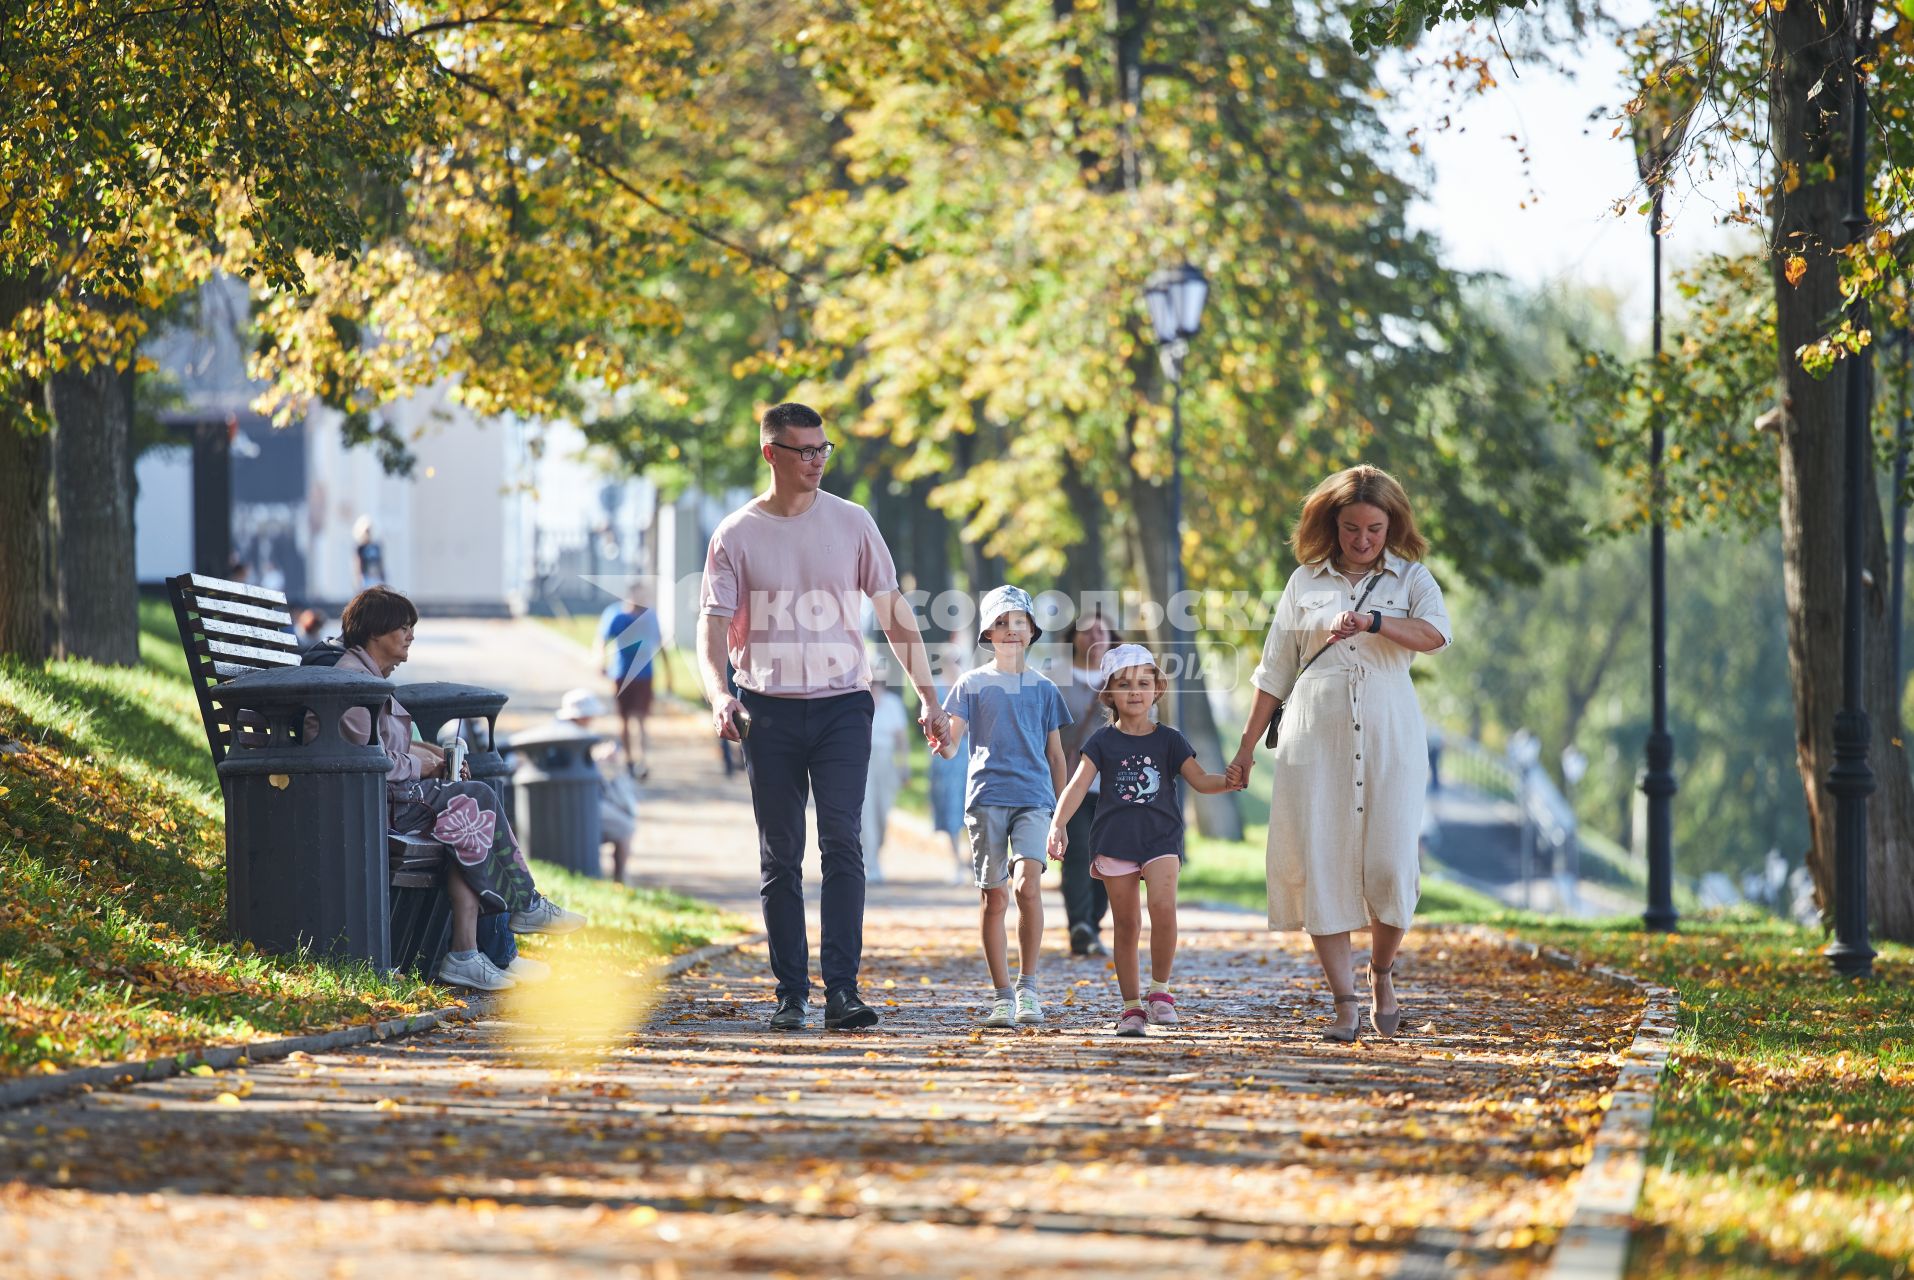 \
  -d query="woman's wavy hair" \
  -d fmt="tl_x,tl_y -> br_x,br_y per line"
339,586 -> 418,649
1289,465 -> 1427,566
